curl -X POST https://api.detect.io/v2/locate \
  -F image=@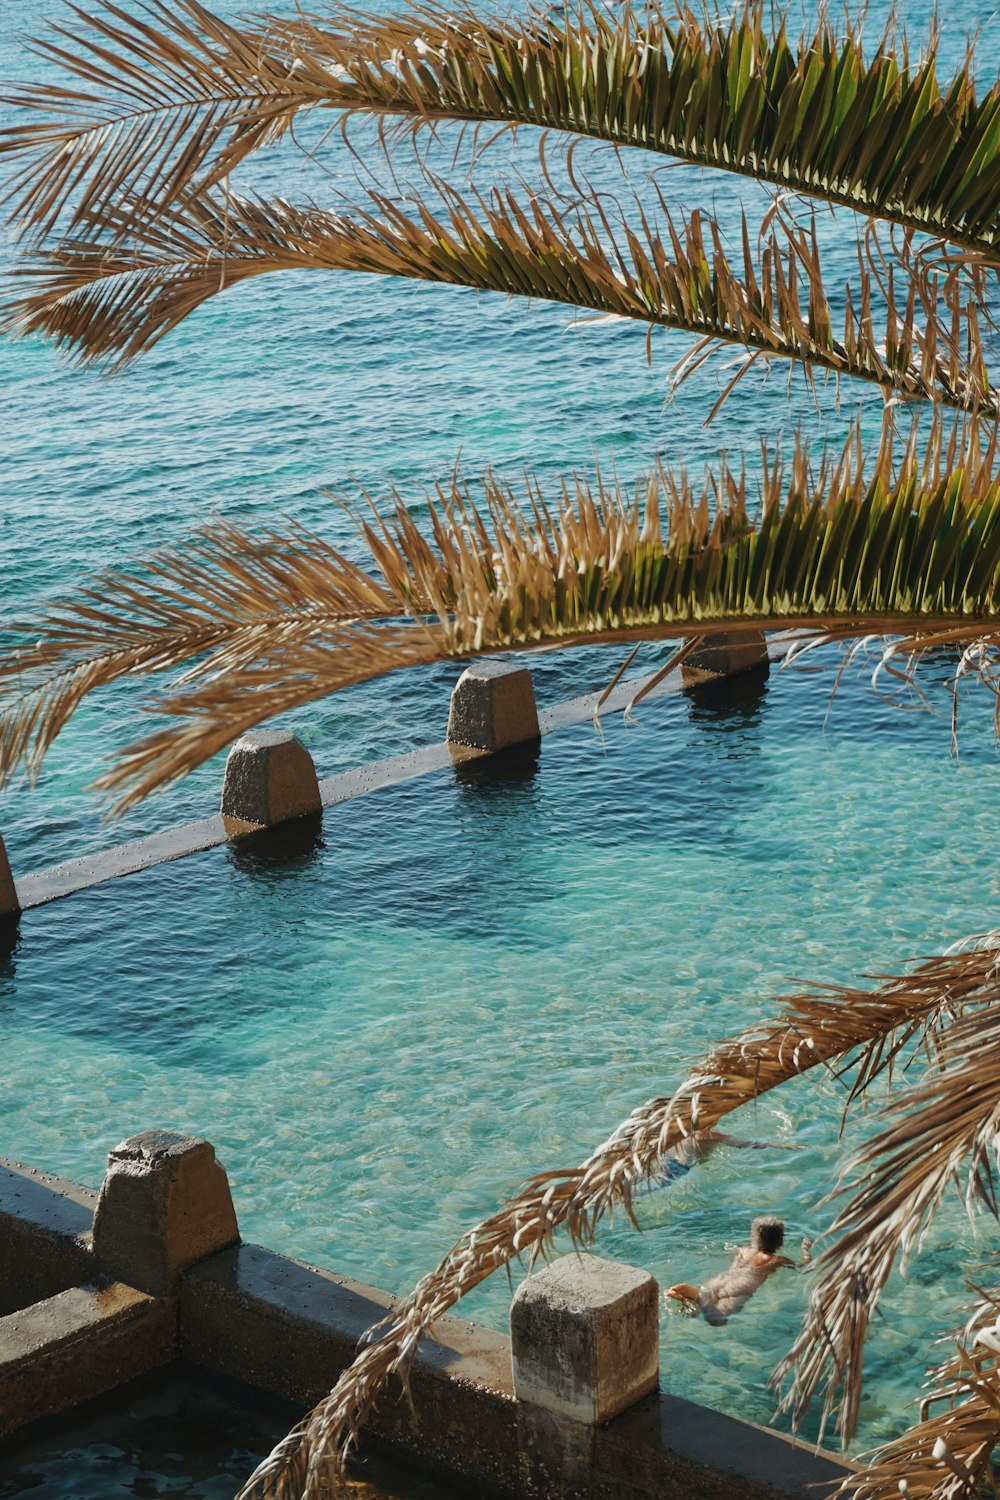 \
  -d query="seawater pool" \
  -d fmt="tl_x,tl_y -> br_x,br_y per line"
4,0 -> 1000,1482
0,1370 -> 460,1498
5,657 -> 1000,1460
